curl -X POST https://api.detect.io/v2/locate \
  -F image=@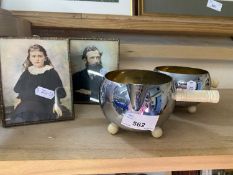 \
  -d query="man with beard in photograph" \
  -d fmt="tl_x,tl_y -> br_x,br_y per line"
72,45 -> 108,103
